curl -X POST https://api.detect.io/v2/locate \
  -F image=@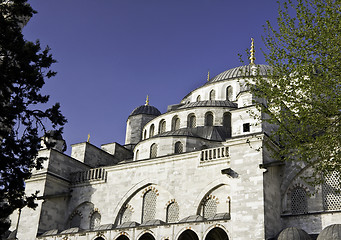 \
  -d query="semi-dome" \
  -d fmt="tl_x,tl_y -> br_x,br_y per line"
317,224 -> 341,240
207,64 -> 272,84
129,104 -> 161,117
277,227 -> 311,240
